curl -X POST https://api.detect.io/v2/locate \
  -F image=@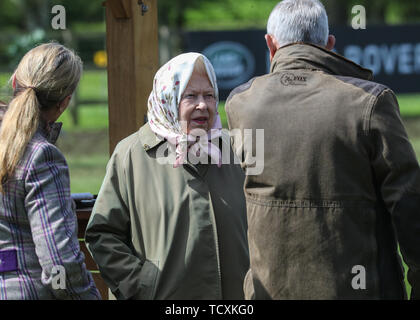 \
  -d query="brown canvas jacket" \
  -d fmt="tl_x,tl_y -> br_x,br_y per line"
225,43 -> 420,300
